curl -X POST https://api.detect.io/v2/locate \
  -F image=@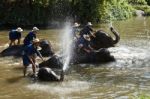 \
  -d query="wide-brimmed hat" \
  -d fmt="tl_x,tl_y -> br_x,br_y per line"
87,22 -> 92,26
73,22 -> 80,27
16,27 -> 23,32
33,38 -> 40,43
33,38 -> 42,50
32,27 -> 39,31
83,34 -> 91,41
